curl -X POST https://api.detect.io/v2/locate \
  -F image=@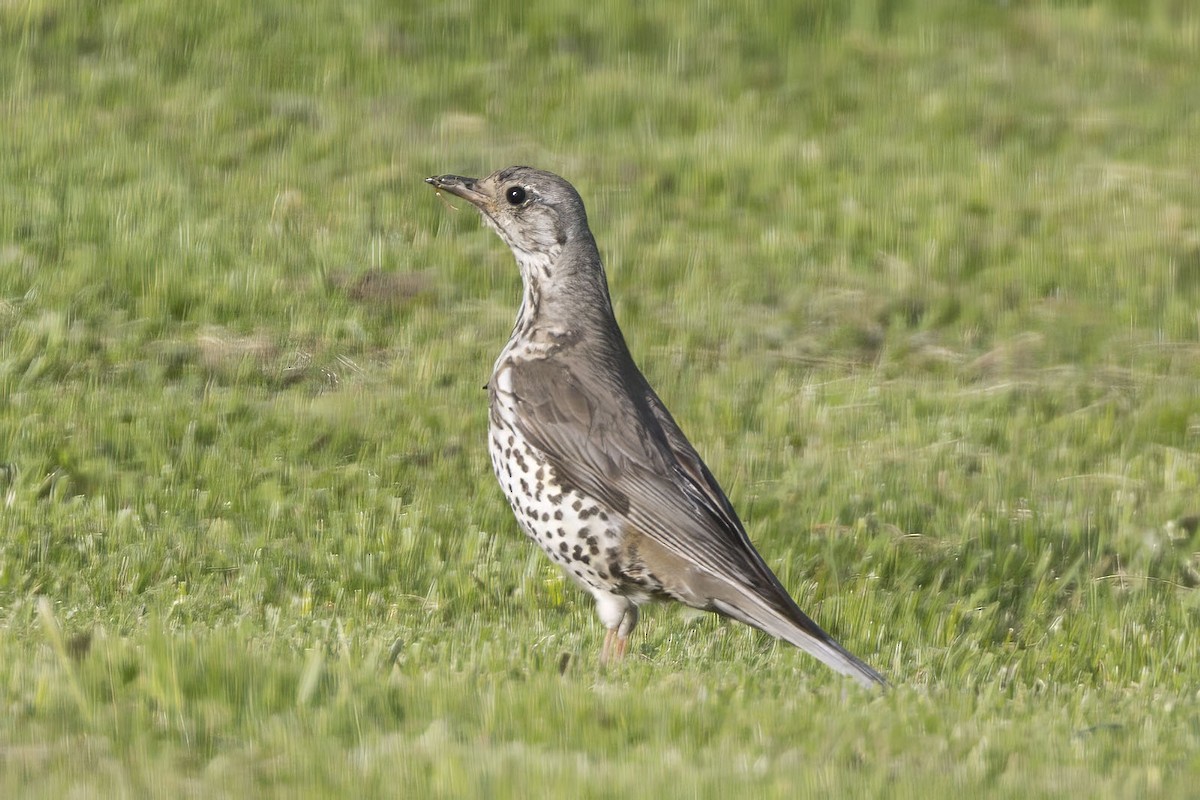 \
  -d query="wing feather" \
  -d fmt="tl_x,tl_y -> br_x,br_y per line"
508,356 -> 804,614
